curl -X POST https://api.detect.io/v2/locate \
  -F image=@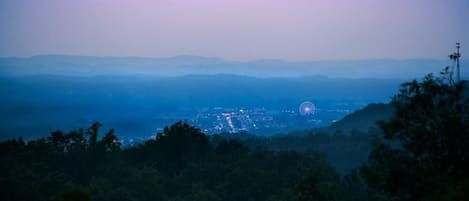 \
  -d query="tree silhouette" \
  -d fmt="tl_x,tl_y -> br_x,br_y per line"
362,75 -> 469,201
100,129 -> 121,152
155,121 -> 211,156
88,122 -> 102,149
1,122 -> 370,201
